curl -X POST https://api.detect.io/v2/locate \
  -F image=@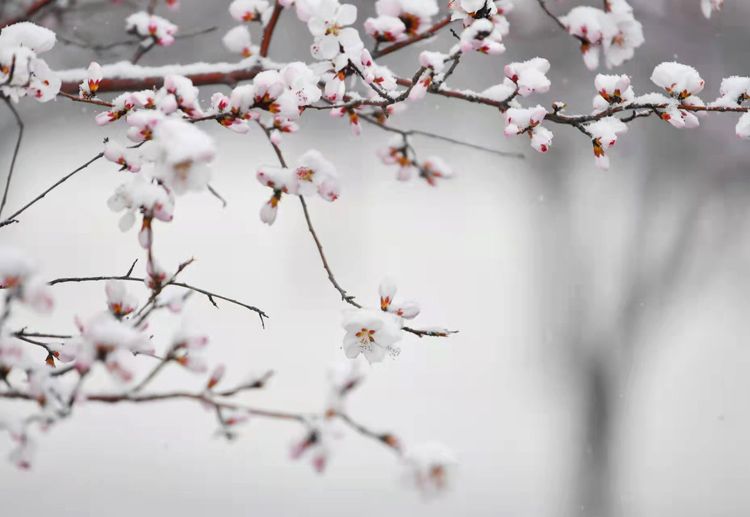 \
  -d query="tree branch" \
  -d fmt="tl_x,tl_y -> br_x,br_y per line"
45,274 -> 269,325
0,152 -> 104,228
0,96 -> 24,218
260,1 -> 284,58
